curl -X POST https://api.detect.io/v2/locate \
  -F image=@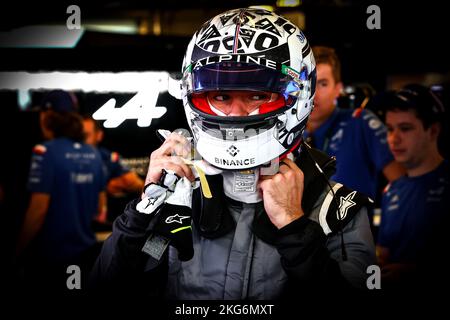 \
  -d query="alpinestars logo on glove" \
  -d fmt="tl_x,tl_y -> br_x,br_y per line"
165,214 -> 190,224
